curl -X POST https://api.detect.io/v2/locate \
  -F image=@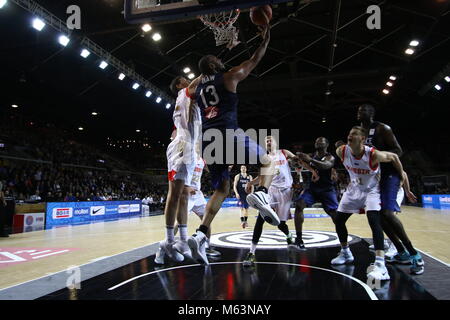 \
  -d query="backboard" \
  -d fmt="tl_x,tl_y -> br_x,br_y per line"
124,0 -> 293,24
